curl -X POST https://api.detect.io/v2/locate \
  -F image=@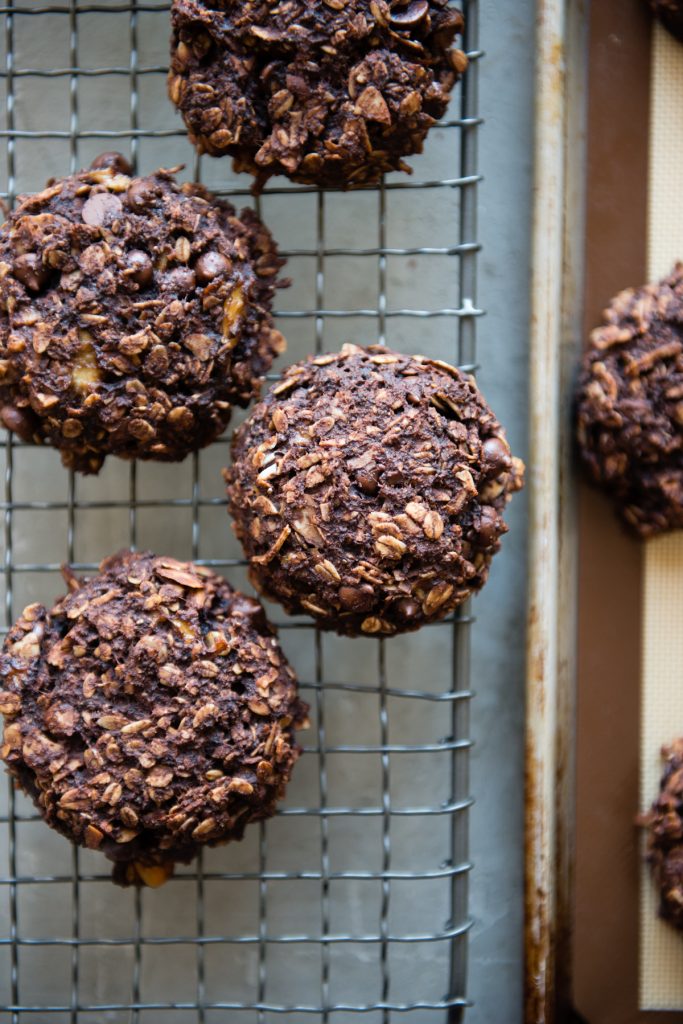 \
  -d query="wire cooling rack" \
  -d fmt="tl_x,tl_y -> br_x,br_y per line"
0,1 -> 482,1020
